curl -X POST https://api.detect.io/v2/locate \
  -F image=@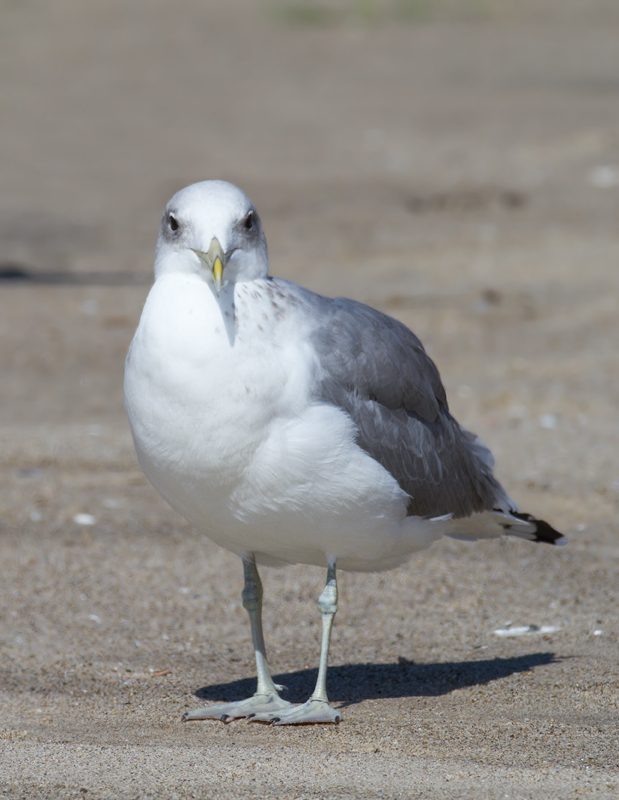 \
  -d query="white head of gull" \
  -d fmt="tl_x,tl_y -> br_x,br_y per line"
125,180 -> 566,725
